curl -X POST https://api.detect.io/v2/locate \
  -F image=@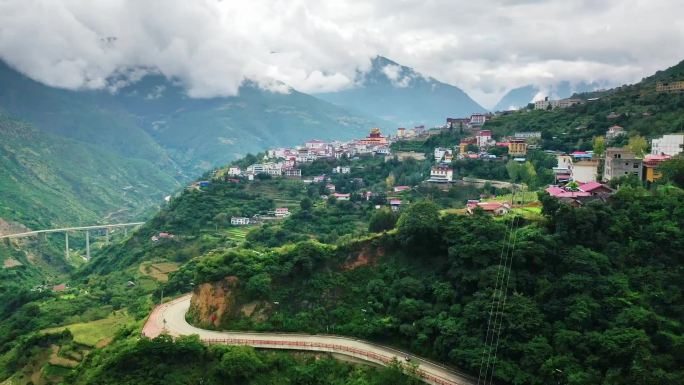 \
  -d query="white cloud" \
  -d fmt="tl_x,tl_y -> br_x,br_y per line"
0,0 -> 683,108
